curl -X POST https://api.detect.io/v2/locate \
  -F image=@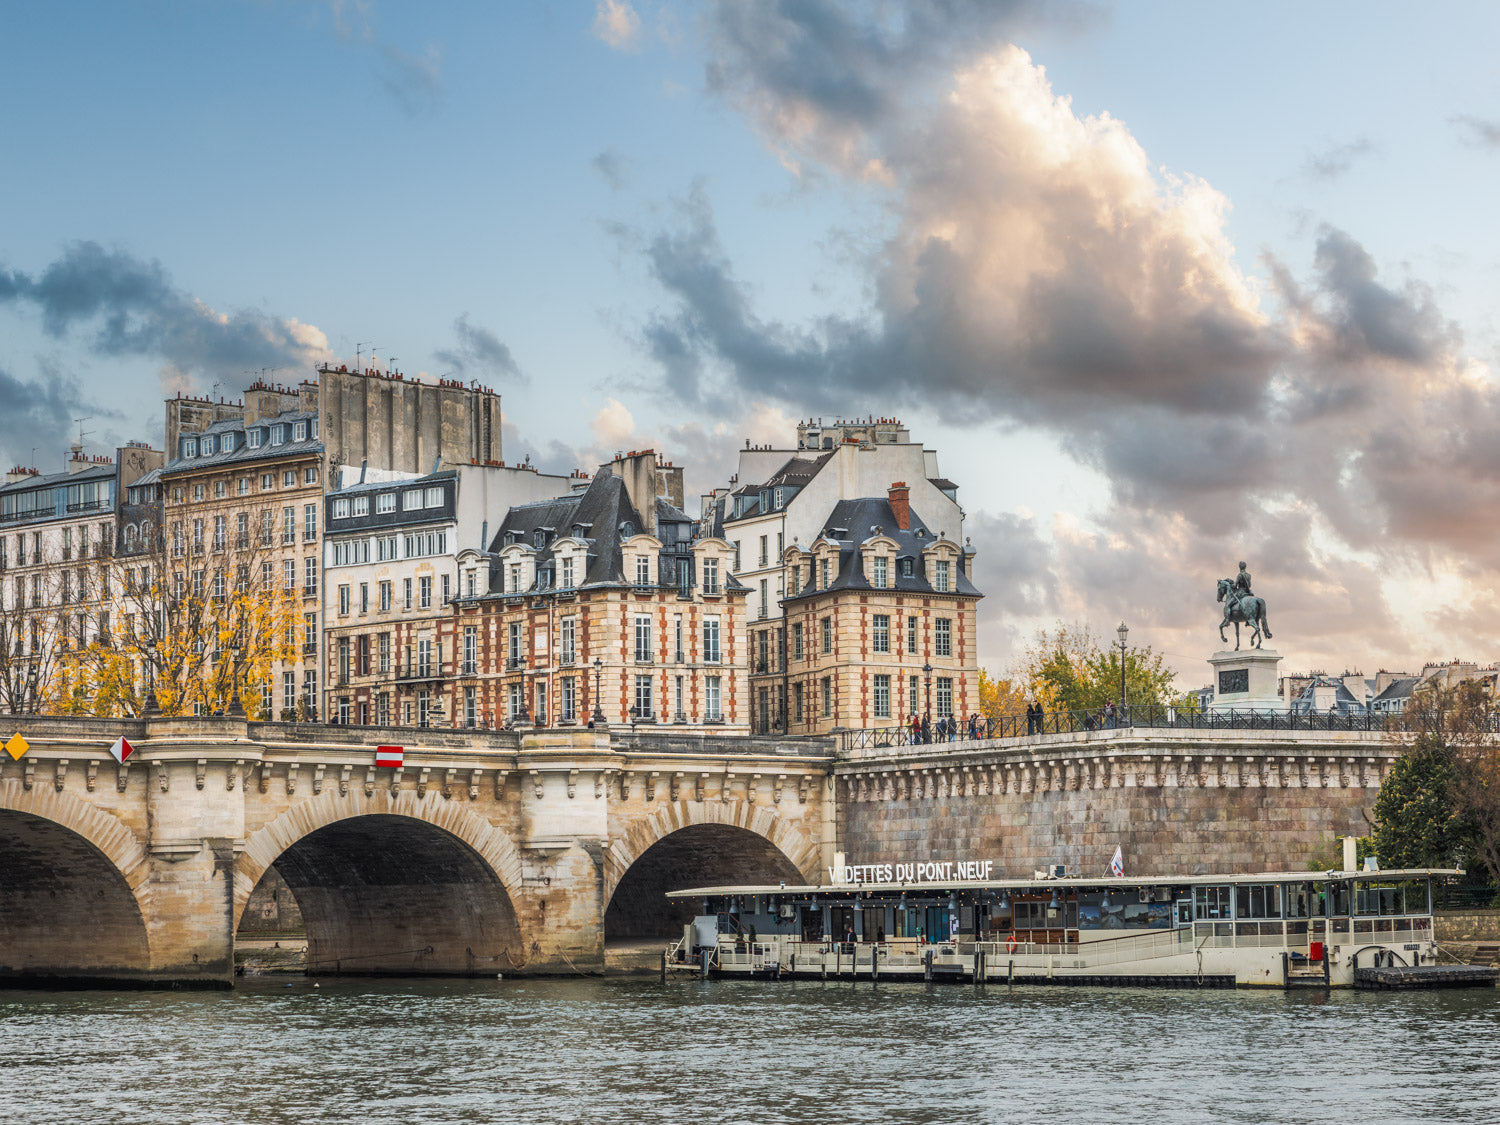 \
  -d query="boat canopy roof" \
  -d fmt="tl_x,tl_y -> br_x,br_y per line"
666,869 -> 1463,899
